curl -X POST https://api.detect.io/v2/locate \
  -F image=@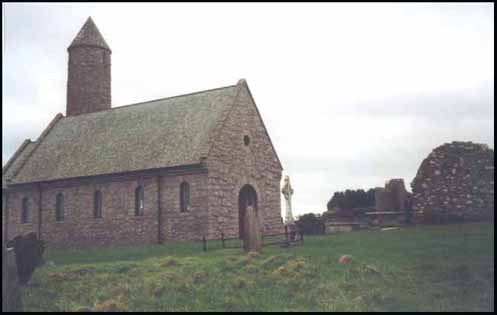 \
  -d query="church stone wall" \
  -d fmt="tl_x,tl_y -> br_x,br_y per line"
206,83 -> 284,239
160,173 -> 209,242
5,190 -> 41,241
39,177 -> 158,248
4,172 -> 211,248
